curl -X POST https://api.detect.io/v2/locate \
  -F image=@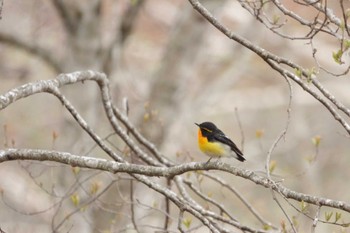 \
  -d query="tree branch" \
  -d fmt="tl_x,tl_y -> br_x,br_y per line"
1,148 -> 349,215
187,0 -> 350,135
